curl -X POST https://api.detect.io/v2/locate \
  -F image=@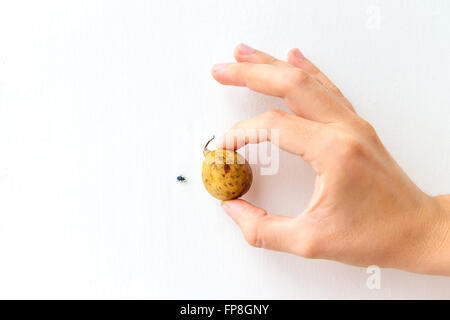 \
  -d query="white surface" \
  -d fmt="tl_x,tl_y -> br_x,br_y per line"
0,0 -> 450,299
